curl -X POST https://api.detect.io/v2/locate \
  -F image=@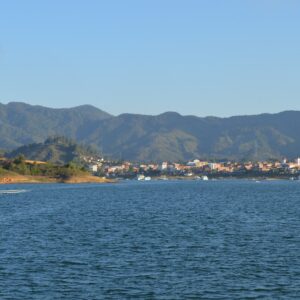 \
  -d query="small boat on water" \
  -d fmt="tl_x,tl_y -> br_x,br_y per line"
137,175 -> 152,181
137,175 -> 145,181
0,189 -> 27,194
195,175 -> 209,181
